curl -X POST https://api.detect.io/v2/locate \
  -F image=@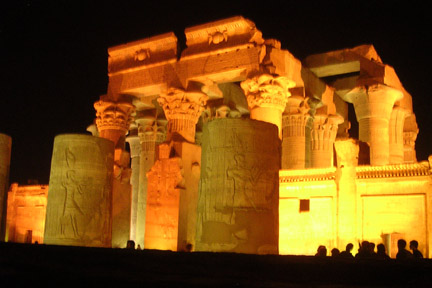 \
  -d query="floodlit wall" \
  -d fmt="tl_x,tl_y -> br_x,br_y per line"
357,176 -> 430,258
279,162 -> 432,258
6,184 -> 48,244
279,168 -> 337,255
